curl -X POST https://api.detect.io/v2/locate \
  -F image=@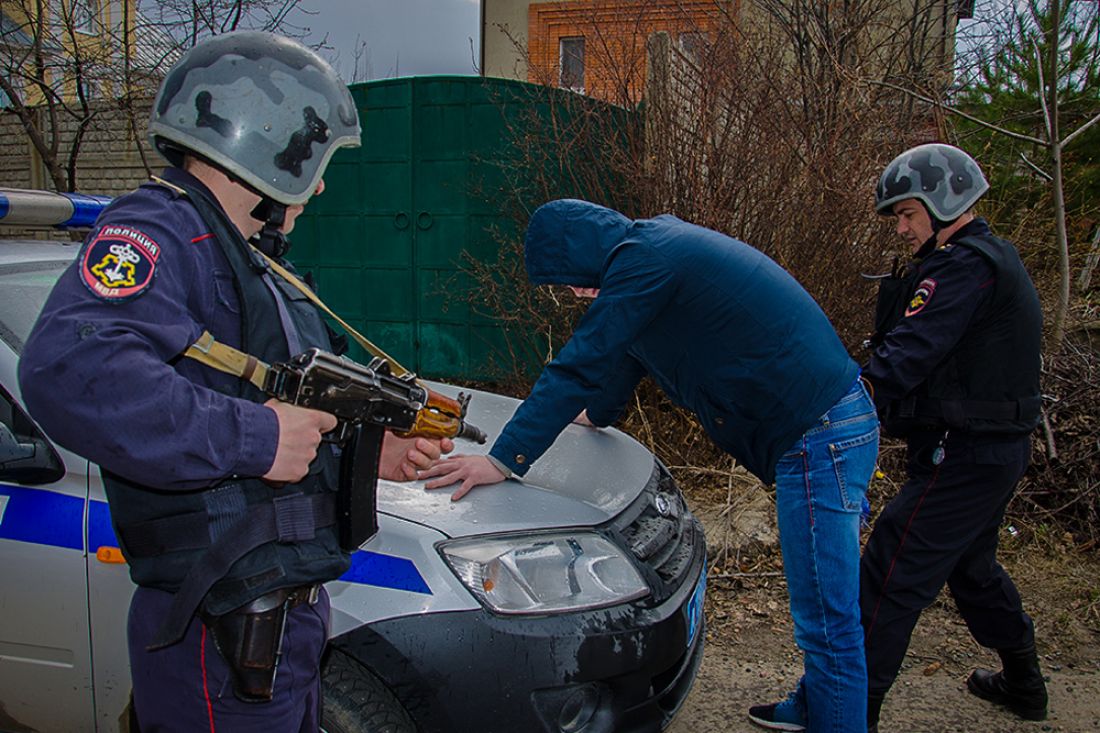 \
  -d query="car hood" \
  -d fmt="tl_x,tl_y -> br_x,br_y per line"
377,382 -> 655,538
